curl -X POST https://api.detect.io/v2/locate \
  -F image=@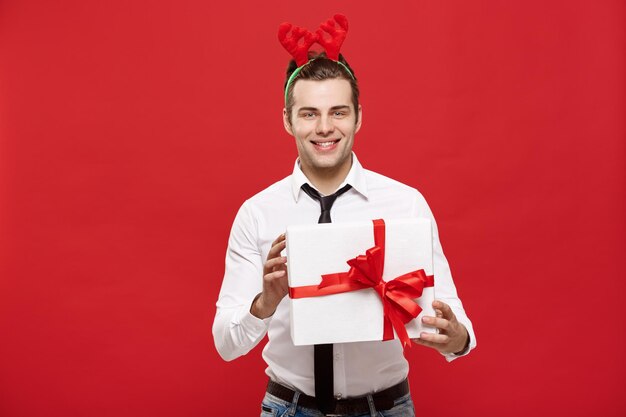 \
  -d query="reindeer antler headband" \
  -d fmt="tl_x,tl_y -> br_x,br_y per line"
278,14 -> 355,105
